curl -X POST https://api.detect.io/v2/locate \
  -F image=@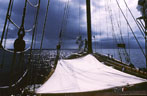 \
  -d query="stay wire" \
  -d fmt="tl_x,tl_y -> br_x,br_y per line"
126,5 -> 131,59
108,0 -> 122,61
0,0 -> 13,45
54,0 -> 70,68
4,0 -> 14,48
0,0 -> 14,70
33,0 -> 39,49
123,0 -> 145,38
20,0 -> 28,28
60,0 -> 70,39
28,0 -> 40,86
78,0 -> 81,36
10,0 -> 28,90
136,19 -> 146,32
104,0 -> 110,54
58,0 -> 70,47
115,6 -> 131,63
29,0 -> 40,57
116,0 -> 146,57
39,0 -> 50,57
